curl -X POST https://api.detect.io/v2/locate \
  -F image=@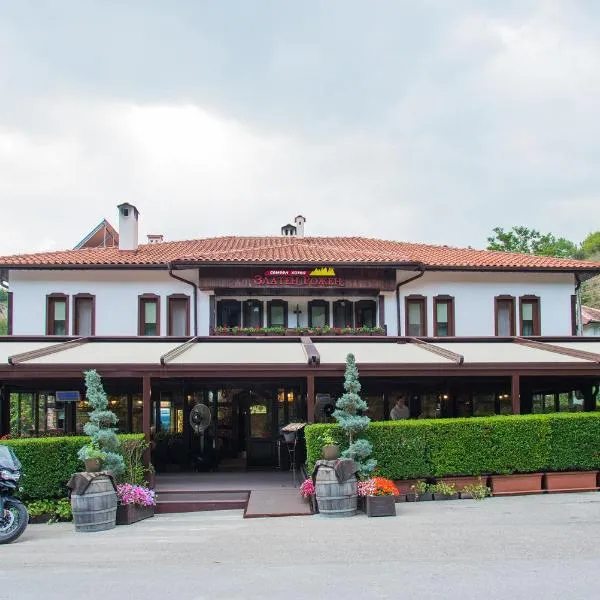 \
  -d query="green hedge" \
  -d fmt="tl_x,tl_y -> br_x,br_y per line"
2,434 -> 144,499
305,413 -> 600,479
